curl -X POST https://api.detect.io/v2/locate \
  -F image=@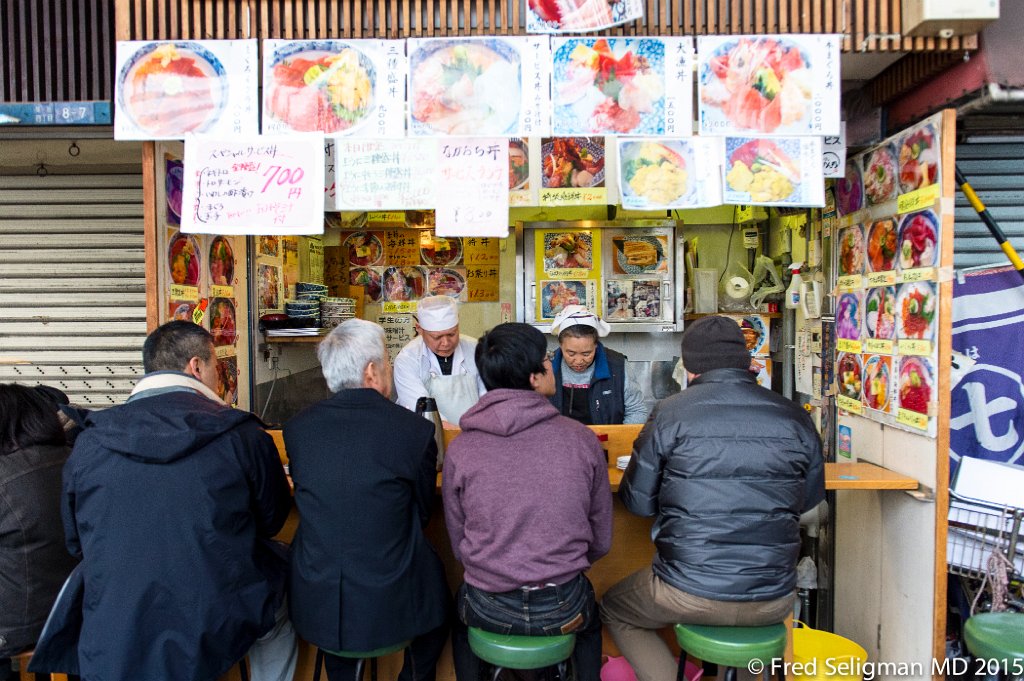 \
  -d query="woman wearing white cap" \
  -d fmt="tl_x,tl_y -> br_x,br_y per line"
393,295 -> 486,426
549,305 -> 648,425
